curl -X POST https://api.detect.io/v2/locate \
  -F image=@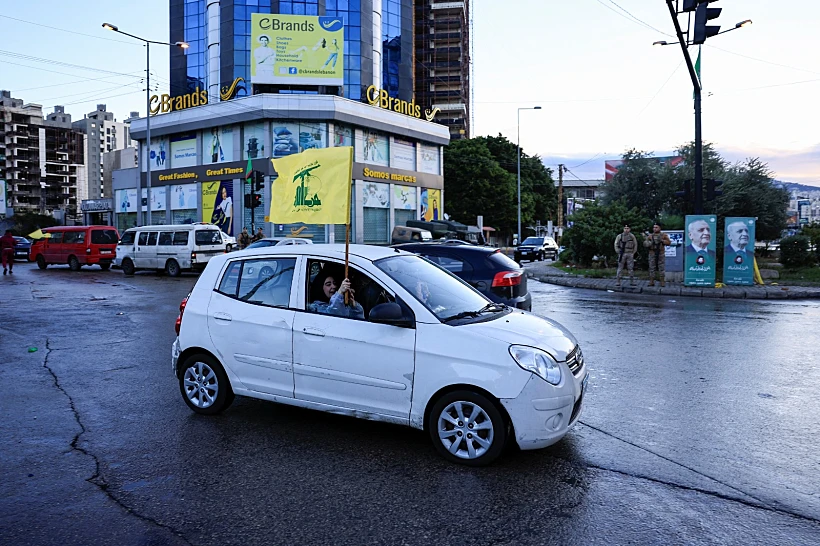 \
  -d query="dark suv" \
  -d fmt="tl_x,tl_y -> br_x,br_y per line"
514,236 -> 558,262
395,243 -> 532,311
